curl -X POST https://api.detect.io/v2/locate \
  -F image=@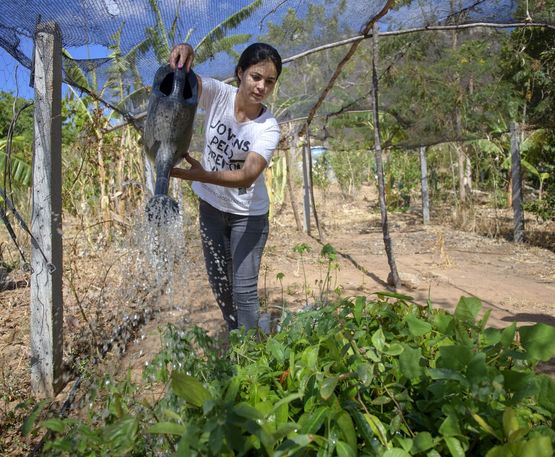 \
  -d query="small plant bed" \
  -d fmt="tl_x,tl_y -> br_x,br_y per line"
30,294 -> 555,456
